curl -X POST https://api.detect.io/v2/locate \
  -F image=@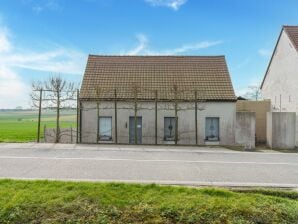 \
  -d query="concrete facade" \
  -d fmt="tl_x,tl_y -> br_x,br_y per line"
267,112 -> 296,149
235,112 -> 256,149
236,100 -> 270,143
80,101 -> 236,145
